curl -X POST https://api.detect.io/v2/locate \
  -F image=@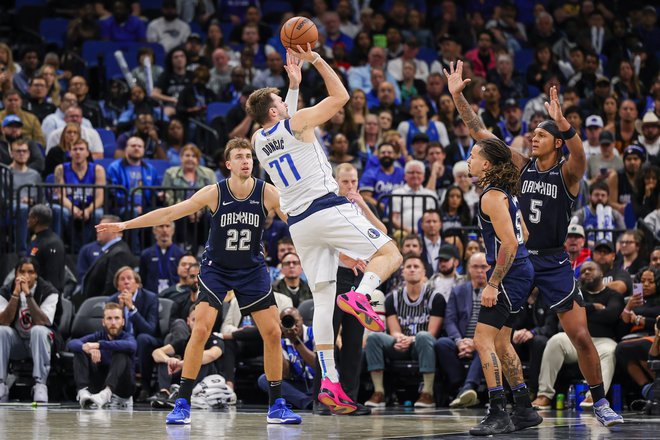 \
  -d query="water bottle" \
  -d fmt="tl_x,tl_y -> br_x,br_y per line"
567,385 -> 576,410
243,315 -> 253,327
